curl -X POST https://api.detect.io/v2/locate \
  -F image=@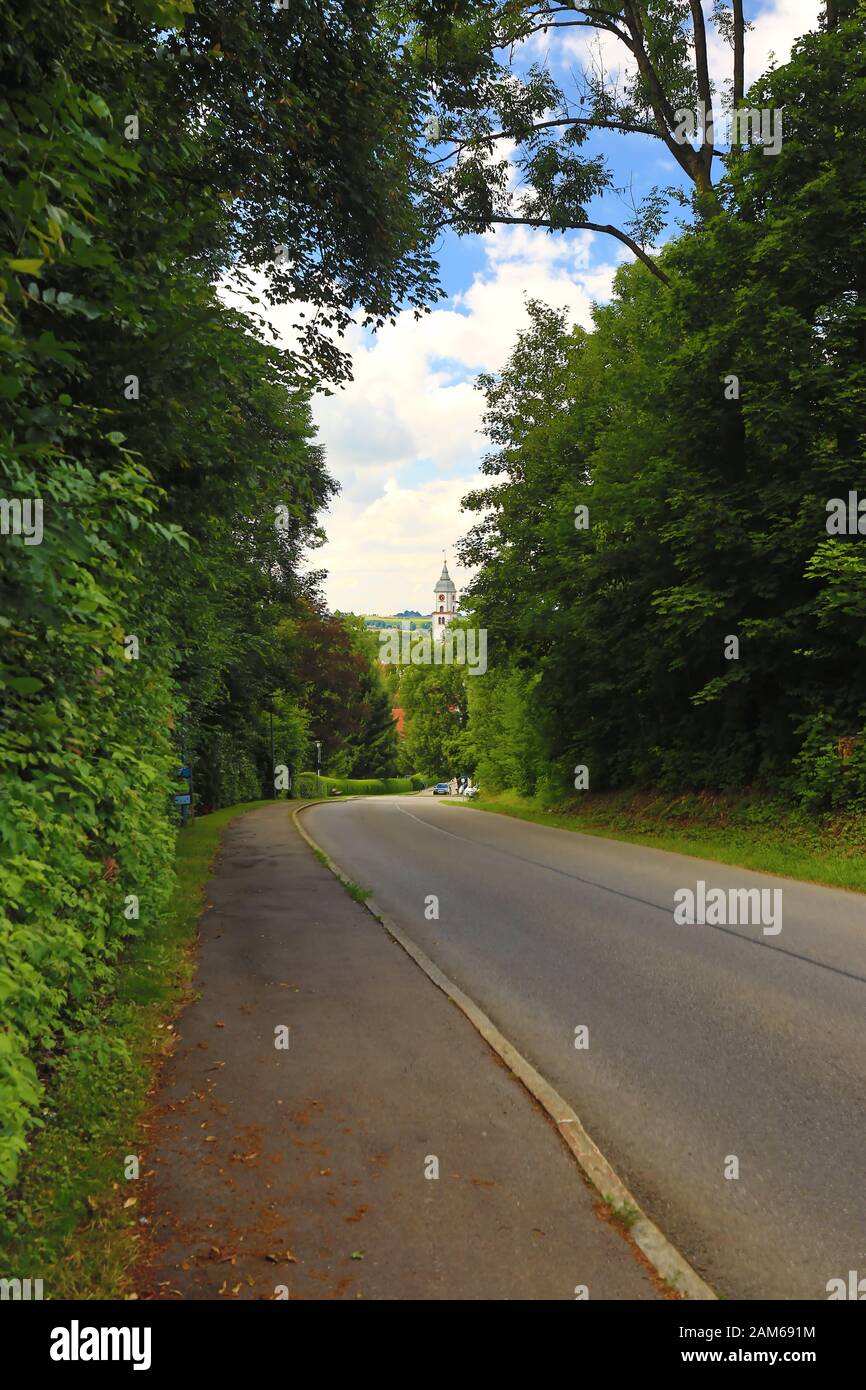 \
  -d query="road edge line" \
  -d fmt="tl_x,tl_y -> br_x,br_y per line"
292,802 -> 718,1302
